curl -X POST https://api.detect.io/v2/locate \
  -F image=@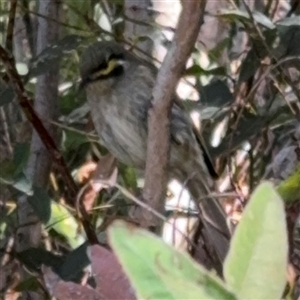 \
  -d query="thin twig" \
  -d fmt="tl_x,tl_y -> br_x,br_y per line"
227,56 -> 300,164
0,46 -> 98,245
269,0 -> 280,20
115,183 -> 196,249
246,56 -> 300,103
241,0 -> 300,106
49,119 -> 99,141
18,3 -> 94,34
0,108 -> 13,155
270,74 -> 297,116
20,0 -> 35,56
5,0 -> 17,52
